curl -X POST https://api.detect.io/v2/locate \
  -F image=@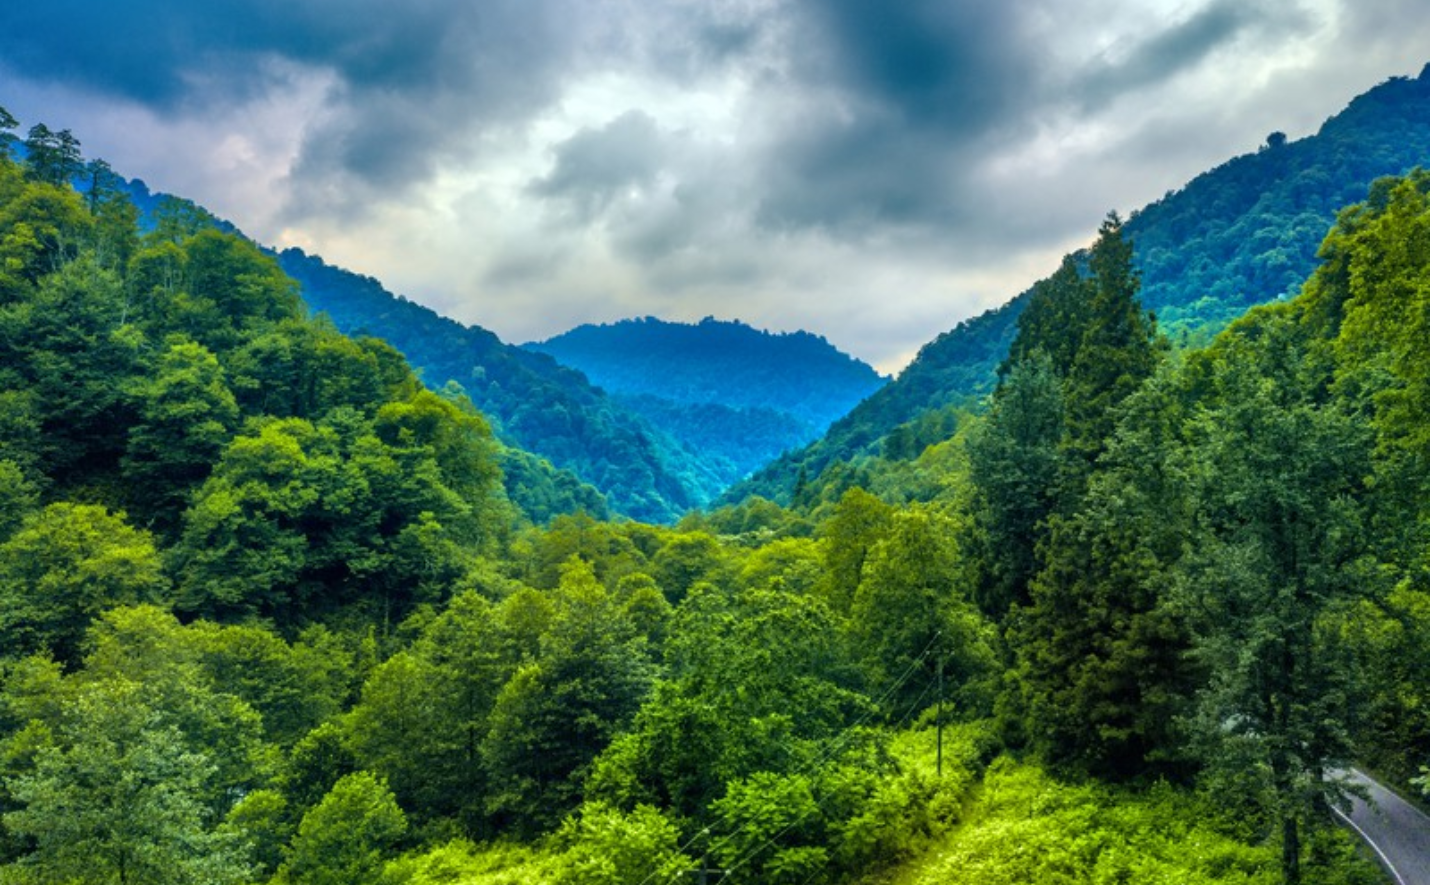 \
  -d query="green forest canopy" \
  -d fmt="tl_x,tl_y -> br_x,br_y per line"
1,107 -> 1428,885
